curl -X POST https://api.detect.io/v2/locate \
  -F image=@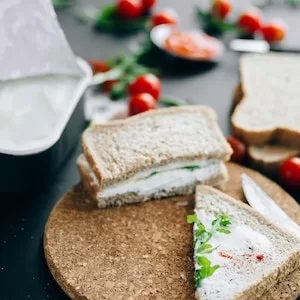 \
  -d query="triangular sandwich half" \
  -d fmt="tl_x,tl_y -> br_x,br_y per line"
189,186 -> 300,300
